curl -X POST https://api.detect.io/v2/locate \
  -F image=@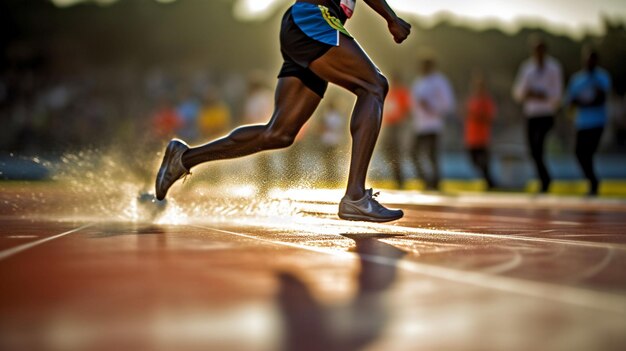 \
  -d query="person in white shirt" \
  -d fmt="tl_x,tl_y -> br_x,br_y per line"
513,35 -> 563,193
410,56 -> 455,190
